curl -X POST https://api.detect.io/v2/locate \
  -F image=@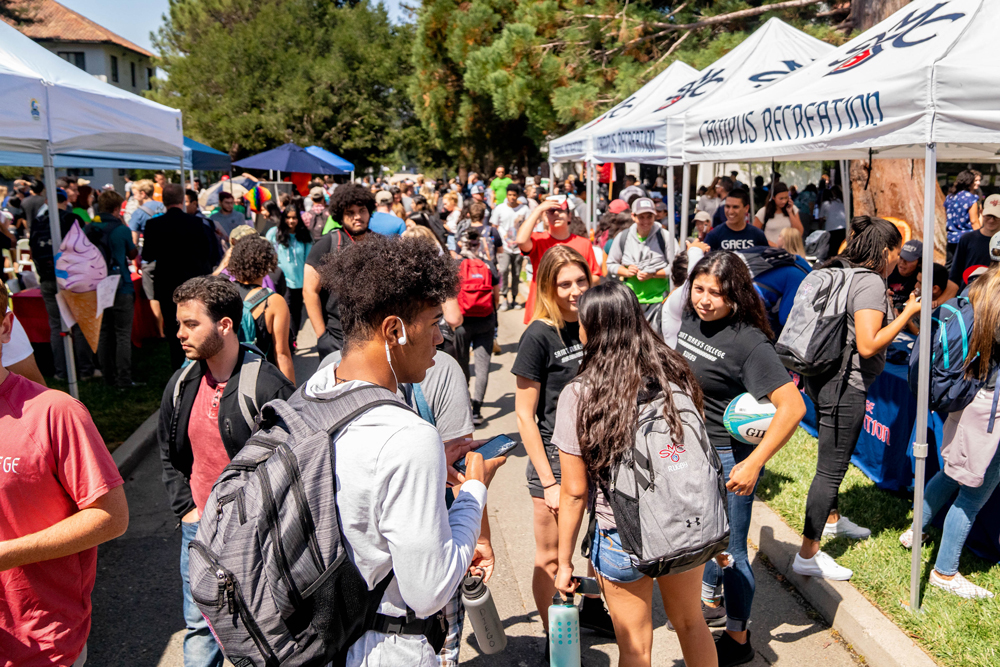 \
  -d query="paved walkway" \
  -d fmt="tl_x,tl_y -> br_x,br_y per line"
88,309 -> 861,666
